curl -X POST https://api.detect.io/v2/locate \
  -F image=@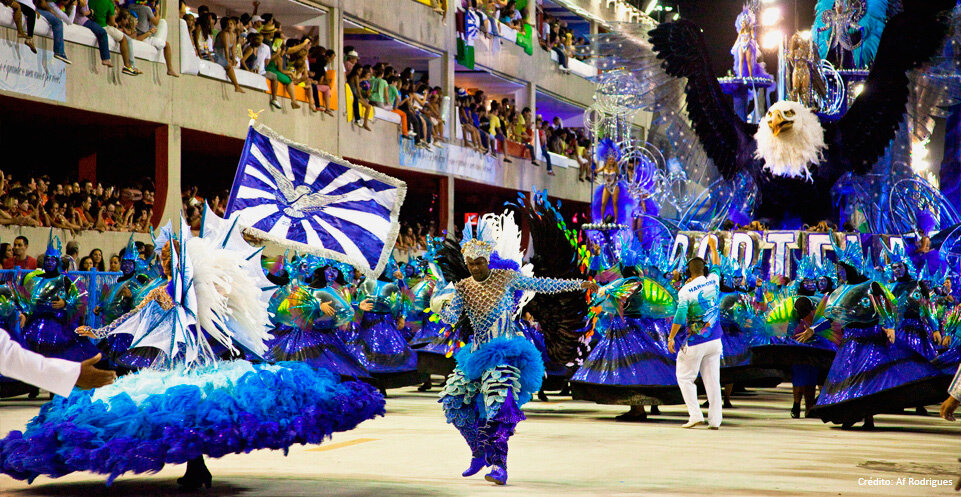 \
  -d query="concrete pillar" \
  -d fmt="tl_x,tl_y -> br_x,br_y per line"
330,1 -> 344,156
164,0 -> 181,74
429,54 -> 455,140
152,125 -> 182,228
590,21 -> 599,37
440,175 -> 455,235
